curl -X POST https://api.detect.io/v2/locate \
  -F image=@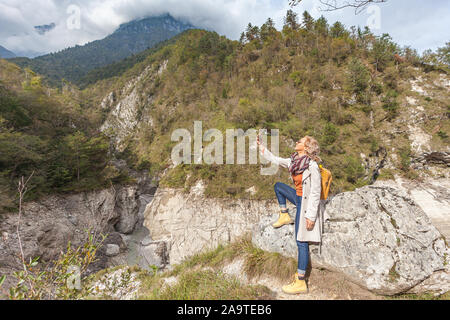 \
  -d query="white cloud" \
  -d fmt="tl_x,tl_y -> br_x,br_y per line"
0,0 -> 291,55
0,0 -> 448,56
